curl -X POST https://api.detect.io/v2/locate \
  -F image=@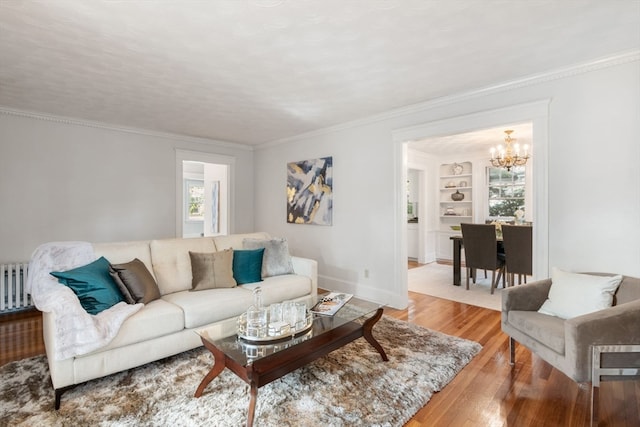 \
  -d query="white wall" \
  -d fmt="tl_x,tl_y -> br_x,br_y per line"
254,56 -> 640,309
0,112 -> 255,263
